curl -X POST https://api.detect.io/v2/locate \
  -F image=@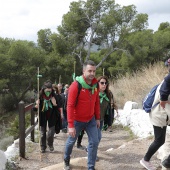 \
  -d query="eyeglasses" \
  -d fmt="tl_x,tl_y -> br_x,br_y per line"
99,82 -> 108,85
